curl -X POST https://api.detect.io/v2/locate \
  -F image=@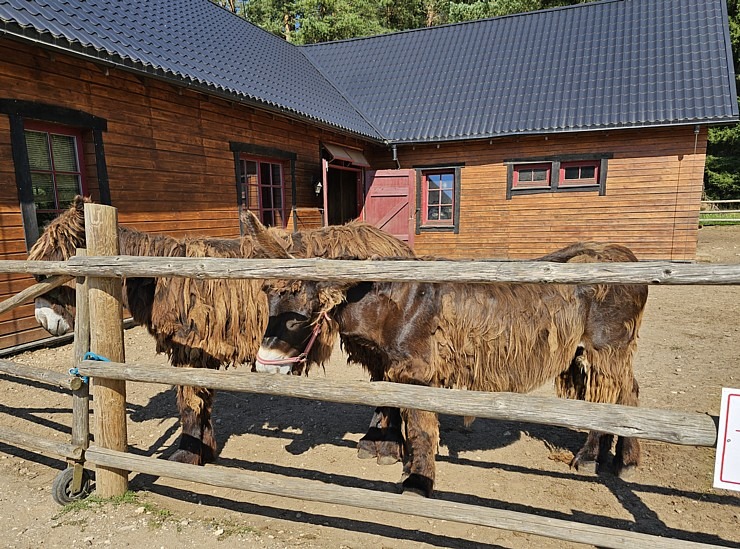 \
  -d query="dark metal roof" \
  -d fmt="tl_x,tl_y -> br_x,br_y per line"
0,0 -> 737,144
0,0 -> 382,139
303,0 -> 739,143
